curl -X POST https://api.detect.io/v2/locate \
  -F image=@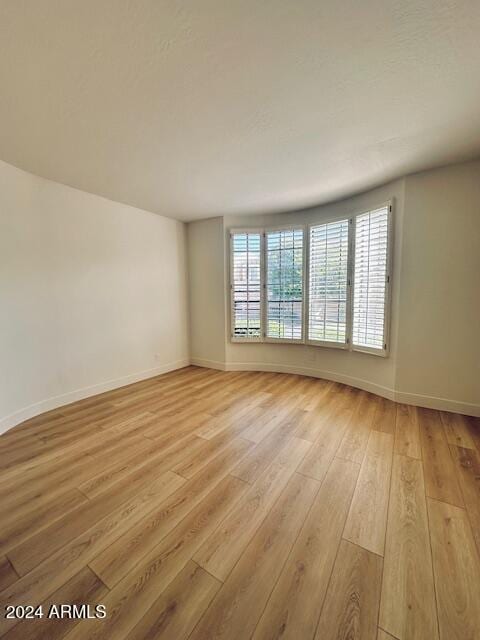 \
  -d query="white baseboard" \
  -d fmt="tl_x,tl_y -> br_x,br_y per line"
190,357 -> 227,371
0,359 -> 190,436
3,356 -> 478,436
224,361 -> 396,401
394,390 -> 480,417
192,359 -> 480,417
